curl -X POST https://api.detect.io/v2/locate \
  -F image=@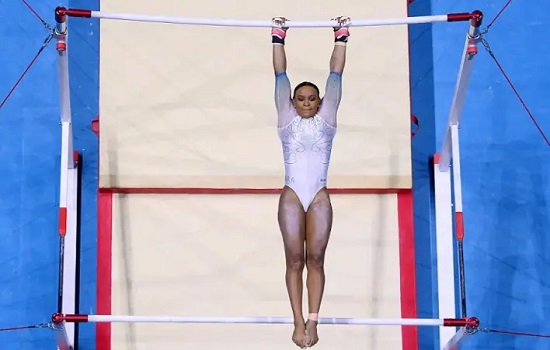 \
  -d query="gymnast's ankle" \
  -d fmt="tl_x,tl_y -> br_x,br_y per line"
307,313 -> 319,323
